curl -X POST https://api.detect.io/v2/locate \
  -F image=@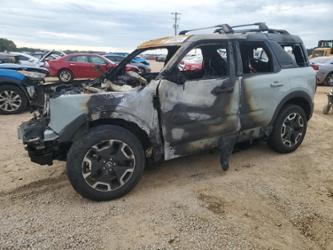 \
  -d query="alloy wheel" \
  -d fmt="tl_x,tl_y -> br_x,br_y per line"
82,139 -> 136,192
280,112 -> 305,147
0,90 -> 22,112
59,70 -> 72,82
